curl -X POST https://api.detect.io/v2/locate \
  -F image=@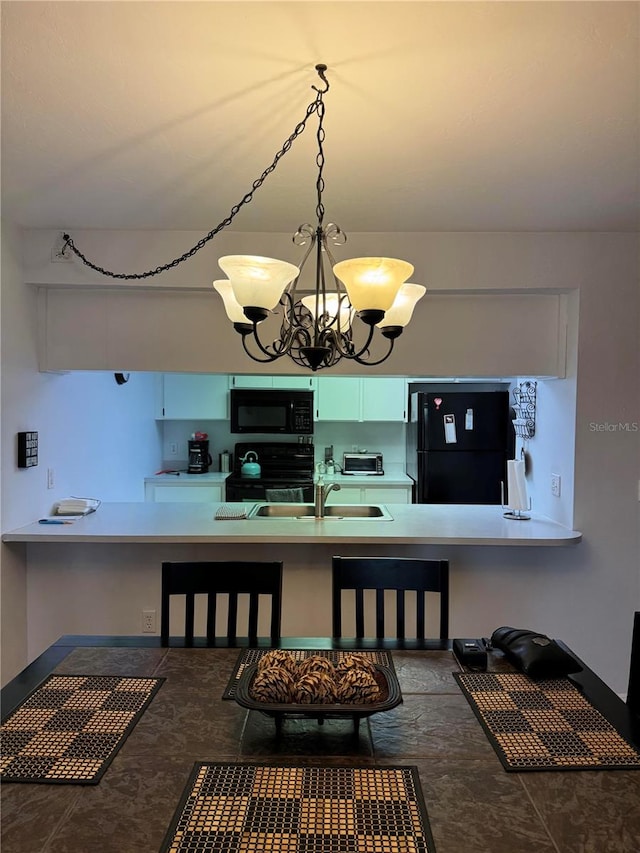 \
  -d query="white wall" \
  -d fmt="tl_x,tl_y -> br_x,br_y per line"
1,221 -> 163,682
160,418 -> 408,473
2,227 -> 639,695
